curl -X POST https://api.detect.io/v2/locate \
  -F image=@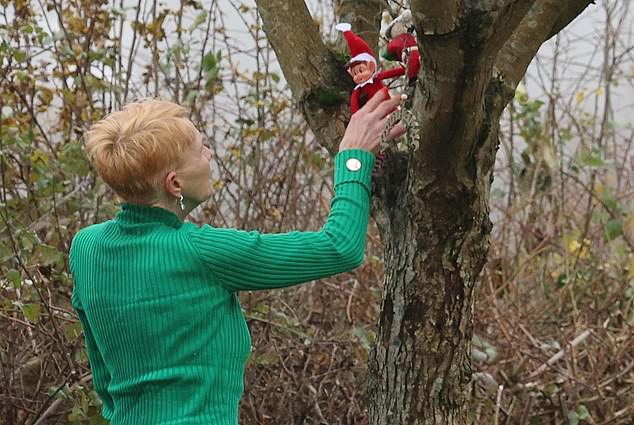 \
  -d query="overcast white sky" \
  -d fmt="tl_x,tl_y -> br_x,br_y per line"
218,0 -> 634,123
6,1 -> 631,130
